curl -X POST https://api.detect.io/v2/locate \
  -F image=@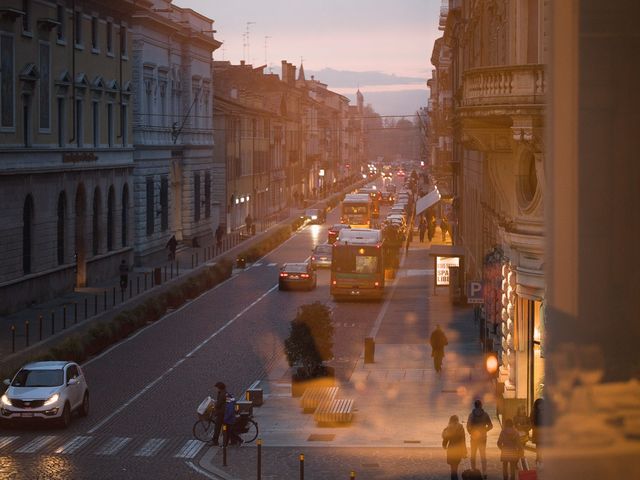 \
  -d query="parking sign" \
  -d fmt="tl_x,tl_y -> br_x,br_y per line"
467,282 -> 484,303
